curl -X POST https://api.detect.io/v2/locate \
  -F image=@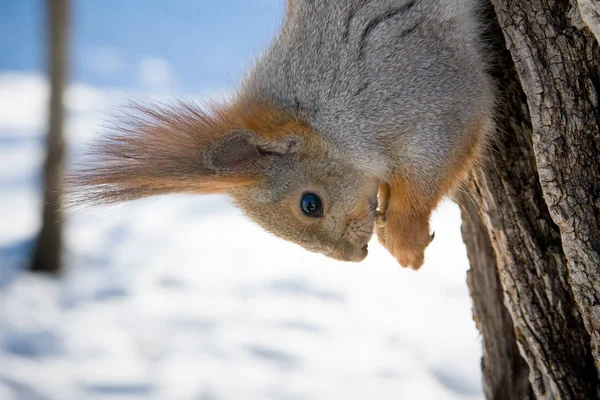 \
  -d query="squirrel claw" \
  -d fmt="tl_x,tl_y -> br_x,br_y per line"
430,231 -> 435,243
375,211 -> 386,228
